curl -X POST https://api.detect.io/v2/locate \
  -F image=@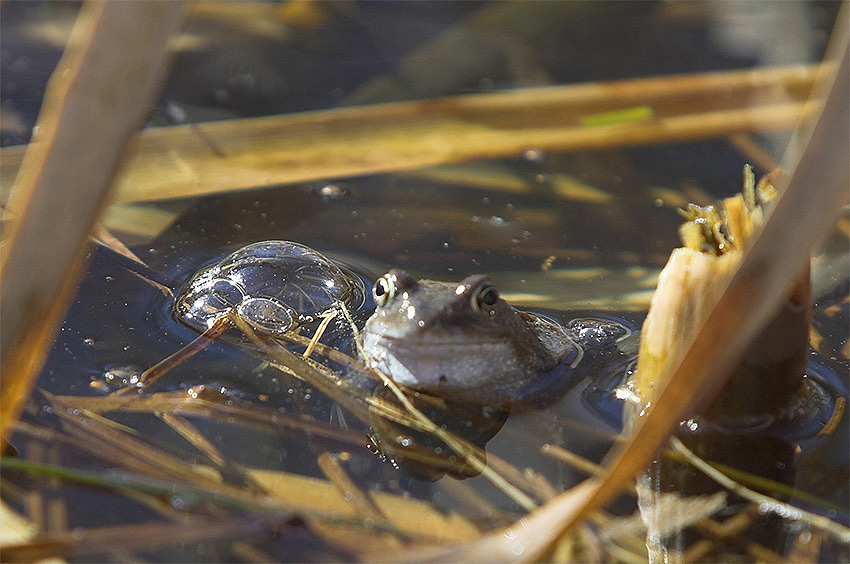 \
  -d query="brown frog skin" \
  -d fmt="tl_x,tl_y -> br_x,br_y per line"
359,269 -> 577,404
